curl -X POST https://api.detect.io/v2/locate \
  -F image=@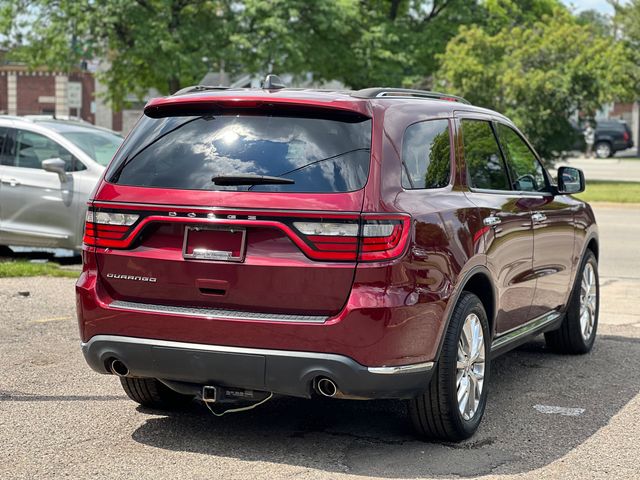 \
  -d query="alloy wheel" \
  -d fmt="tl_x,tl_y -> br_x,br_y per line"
595,143 -> 611,158
456,313 -> 486,421
579,262 -> 597,341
